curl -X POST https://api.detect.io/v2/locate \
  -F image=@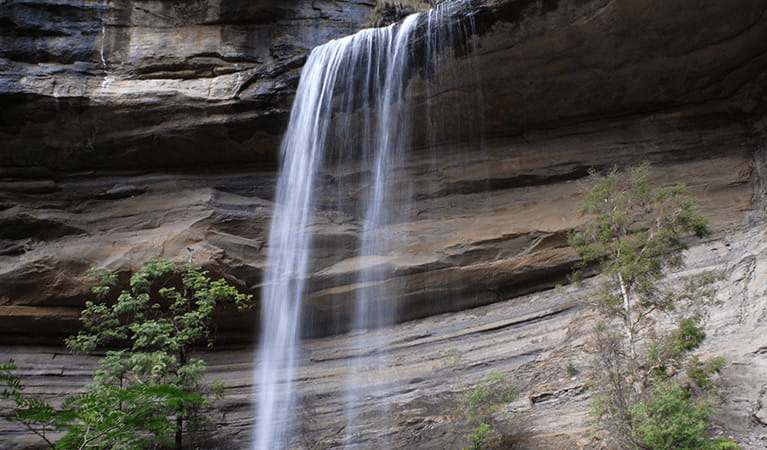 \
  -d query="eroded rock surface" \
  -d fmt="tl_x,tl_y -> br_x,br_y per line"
3,224 -> 767,448
1,0 -> 767,448
0,0 -> 376,172
2,0 -> 766,172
